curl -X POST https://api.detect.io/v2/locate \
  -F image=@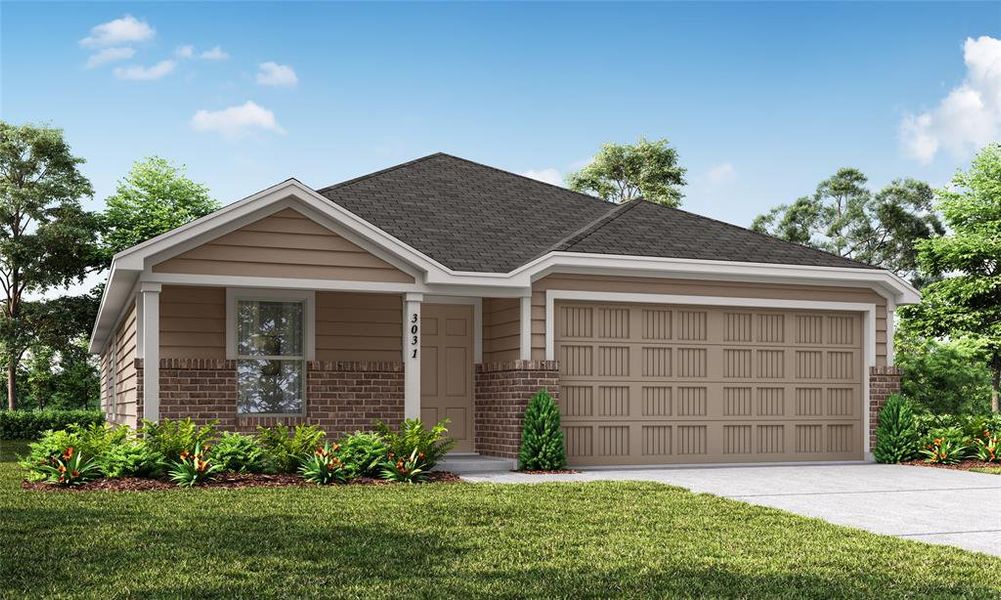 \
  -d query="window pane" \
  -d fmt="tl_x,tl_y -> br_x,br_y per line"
237,359 -> 303,414
237,300 -> 303,357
